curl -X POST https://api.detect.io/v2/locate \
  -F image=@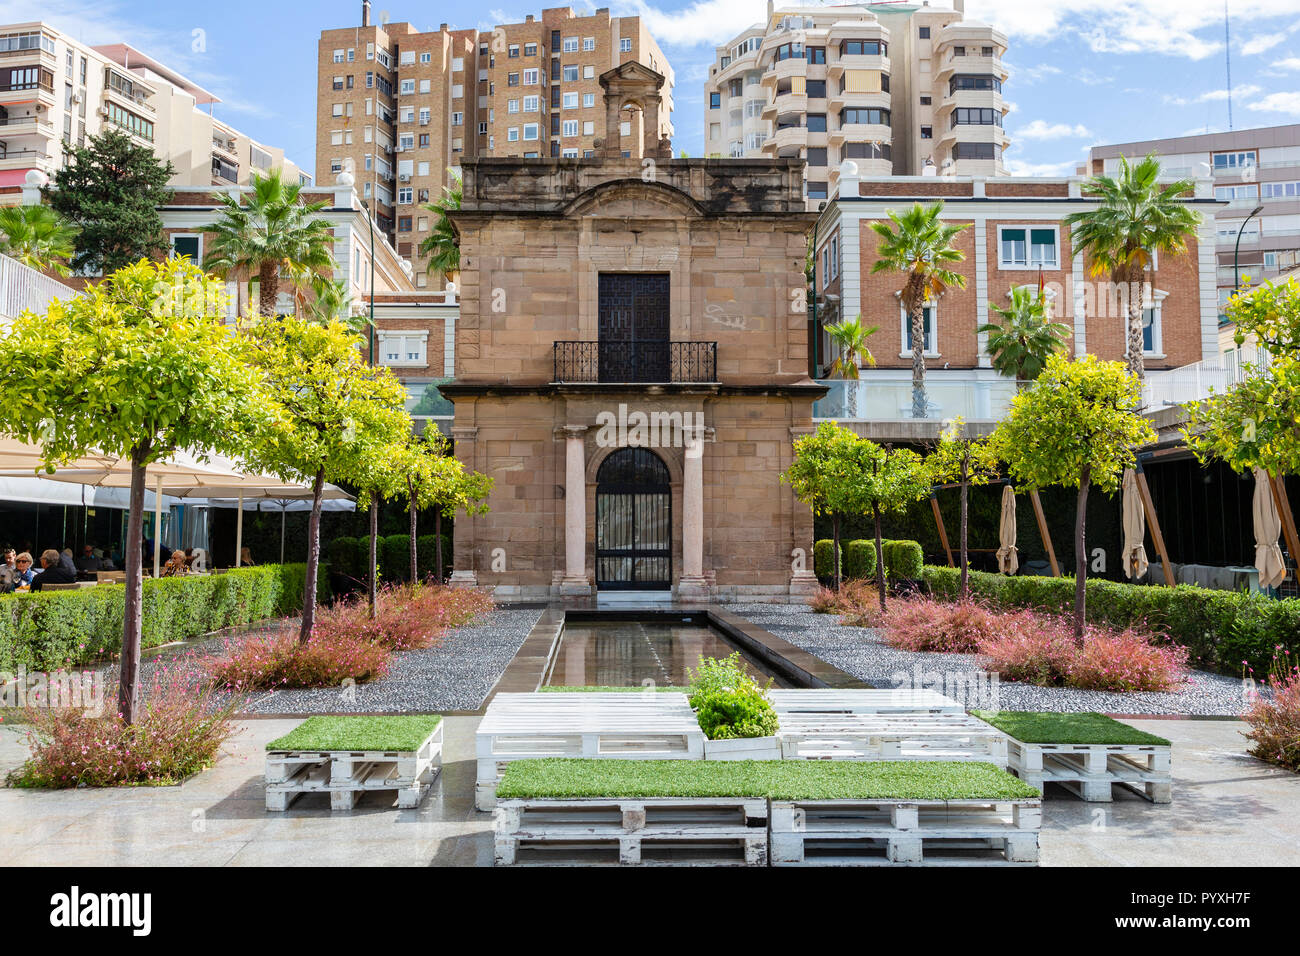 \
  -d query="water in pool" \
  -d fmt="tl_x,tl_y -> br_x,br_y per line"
544,621 -> 787,688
